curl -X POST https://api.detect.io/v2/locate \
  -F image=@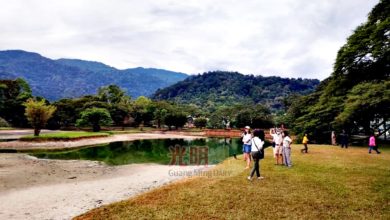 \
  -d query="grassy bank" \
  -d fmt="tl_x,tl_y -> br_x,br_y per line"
75,145 -> 390,219
20,131 -> 110,141
0,127 -> 14,130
